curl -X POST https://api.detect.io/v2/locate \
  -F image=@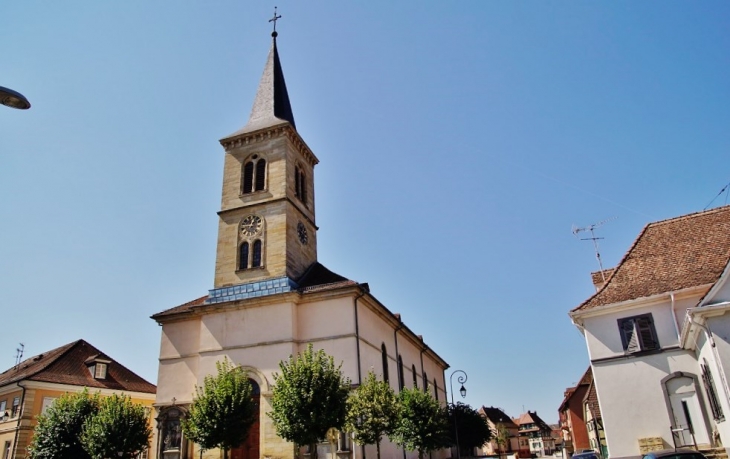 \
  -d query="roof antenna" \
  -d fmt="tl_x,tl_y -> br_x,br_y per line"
14,343 -> 24,369
572,217 -> 616,283
703,180 -> 730,211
